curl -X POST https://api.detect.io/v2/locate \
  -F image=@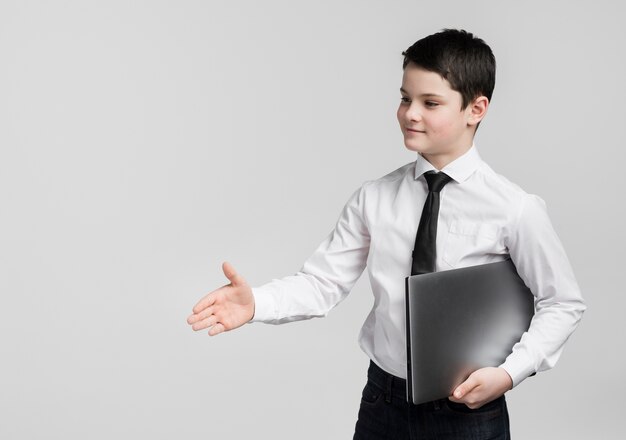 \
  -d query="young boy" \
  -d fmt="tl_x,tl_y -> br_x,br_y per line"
187,29 -> 586,439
